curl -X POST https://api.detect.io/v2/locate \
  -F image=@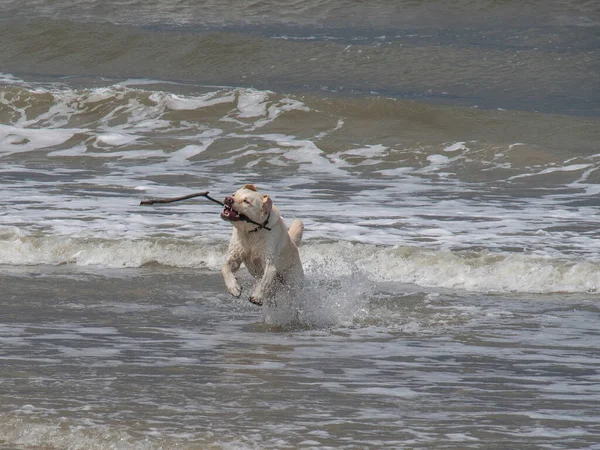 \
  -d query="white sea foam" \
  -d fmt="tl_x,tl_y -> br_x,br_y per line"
2,228 -> 599,294
442,141 -> 468,152
508,163 -> 595,181
149,90 -> 237,110
0,229 -> 226,269
356,386 -> 420,398
228,132 -> 348,176
0,124 -> 77,155
0,415 -> 159,450
236,90 -> 270,118
95,132 -> 138,147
